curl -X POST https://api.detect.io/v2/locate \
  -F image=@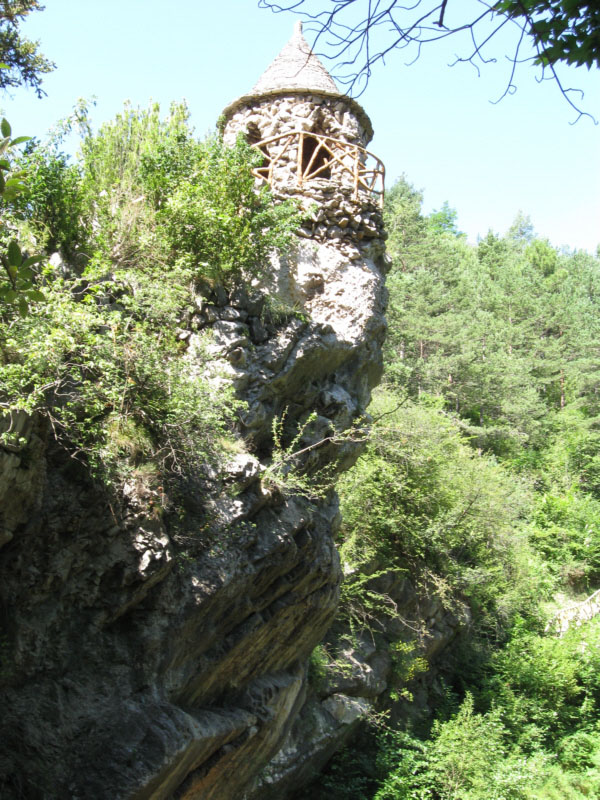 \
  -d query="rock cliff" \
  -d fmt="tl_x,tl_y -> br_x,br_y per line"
0,215 -> 387,799
0,21 -> 398,799
247,563 -> 471,799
